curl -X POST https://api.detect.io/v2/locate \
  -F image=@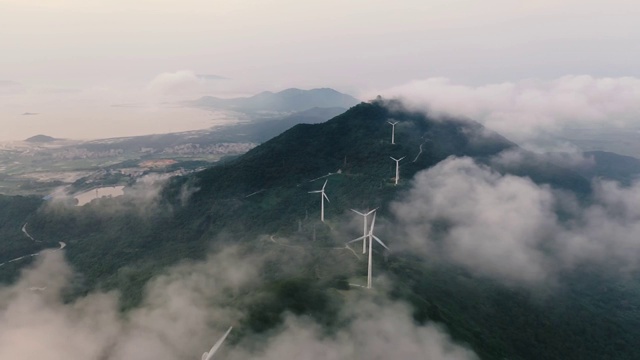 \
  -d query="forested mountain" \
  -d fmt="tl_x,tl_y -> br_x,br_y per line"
2,99 -> 640,359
